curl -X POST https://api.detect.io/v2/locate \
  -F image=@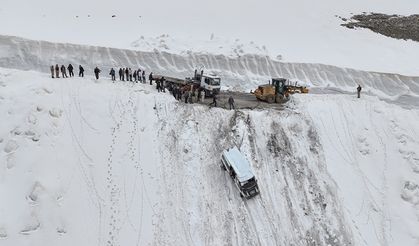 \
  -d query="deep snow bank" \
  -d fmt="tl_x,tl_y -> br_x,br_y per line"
1,68 -> 419,245
1,35 -> 419,106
